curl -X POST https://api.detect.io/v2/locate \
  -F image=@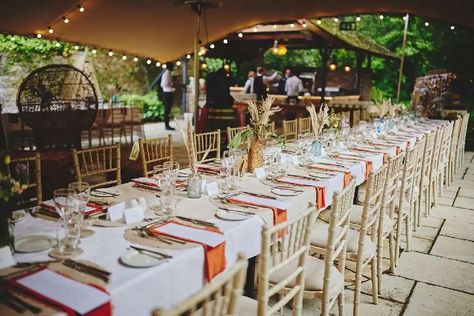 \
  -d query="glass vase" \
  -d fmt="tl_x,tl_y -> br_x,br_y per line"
187,172 -> 202,199
248,137 -> 264,172
311,139 -> 322,157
